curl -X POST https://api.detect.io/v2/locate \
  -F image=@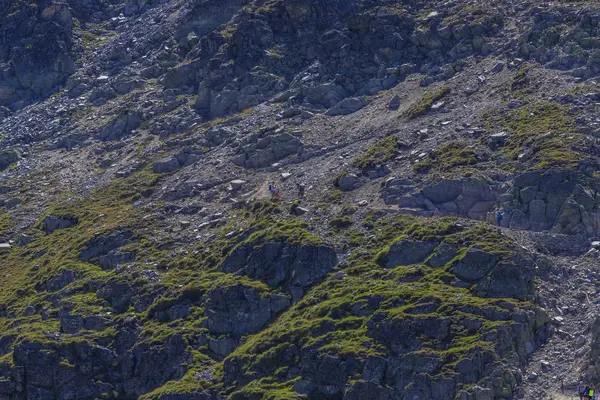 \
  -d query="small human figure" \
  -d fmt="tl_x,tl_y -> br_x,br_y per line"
495,210 -> 503,227
579,380 -> 586,400
296,182 -> 305,199
269,182 -> 280,201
